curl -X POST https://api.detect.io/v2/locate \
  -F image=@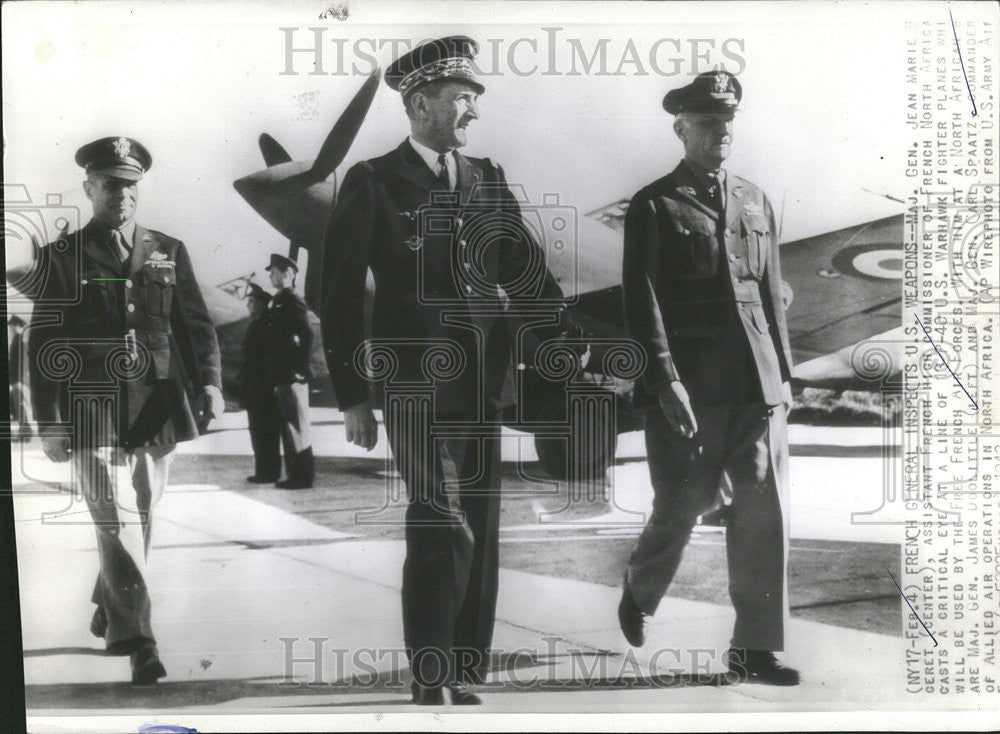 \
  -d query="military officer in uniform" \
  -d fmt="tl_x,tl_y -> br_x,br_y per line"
321,37 -> 571,704
267,254 -> 315,489
618,72 -> 800,685
27,137 -> 224,684
242,282 -> 281,483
